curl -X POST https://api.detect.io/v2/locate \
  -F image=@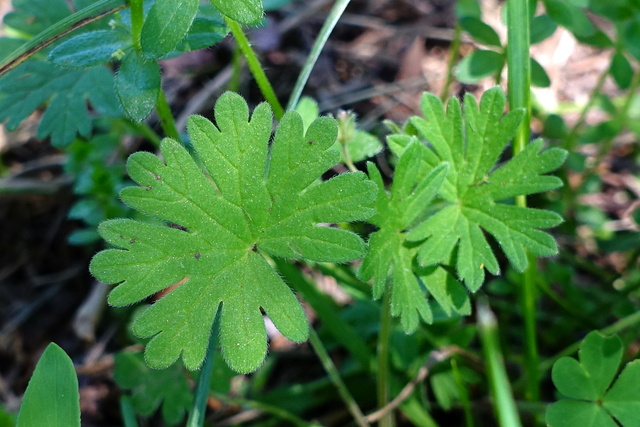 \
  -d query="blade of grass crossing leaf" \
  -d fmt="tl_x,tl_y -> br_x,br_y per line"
286,0 -> 351,111
506,0 -> 540,404
0,0 -> 127,77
